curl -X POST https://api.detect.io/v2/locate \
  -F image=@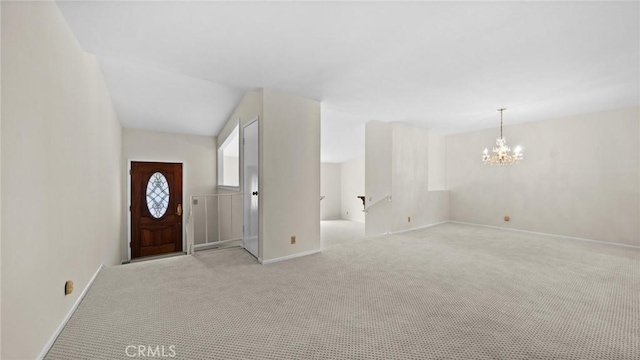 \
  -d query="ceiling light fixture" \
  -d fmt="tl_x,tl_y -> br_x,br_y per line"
482,108 -> 523,165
